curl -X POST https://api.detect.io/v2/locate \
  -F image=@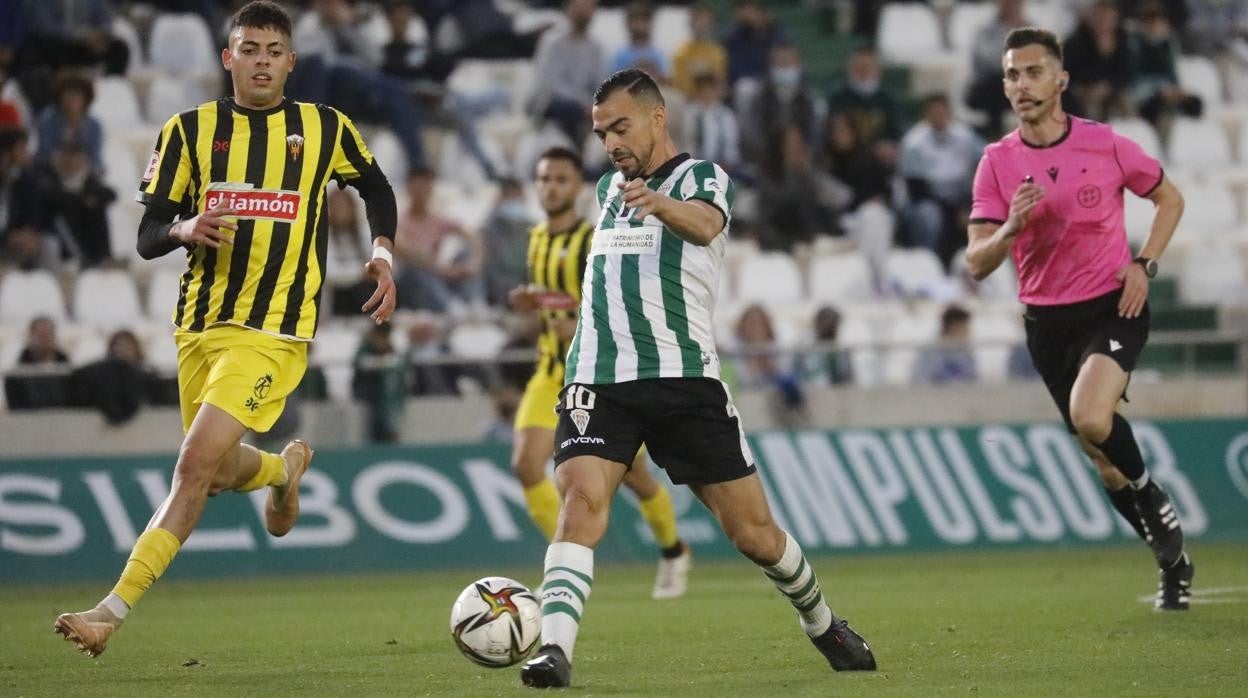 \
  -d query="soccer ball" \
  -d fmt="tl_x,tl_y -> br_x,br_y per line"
449,576 -> 541,668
